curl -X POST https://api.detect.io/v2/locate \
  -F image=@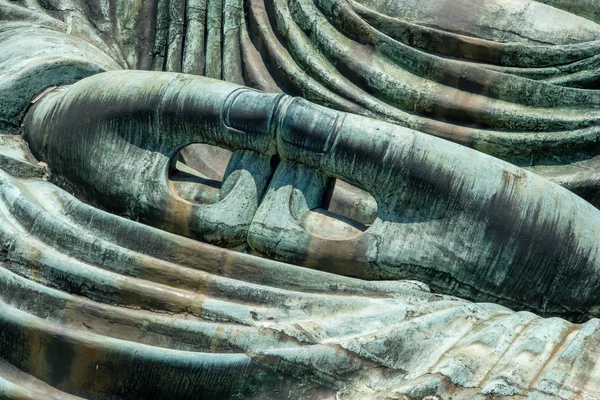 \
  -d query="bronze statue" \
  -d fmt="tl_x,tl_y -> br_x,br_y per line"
1,0 -> 600,398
